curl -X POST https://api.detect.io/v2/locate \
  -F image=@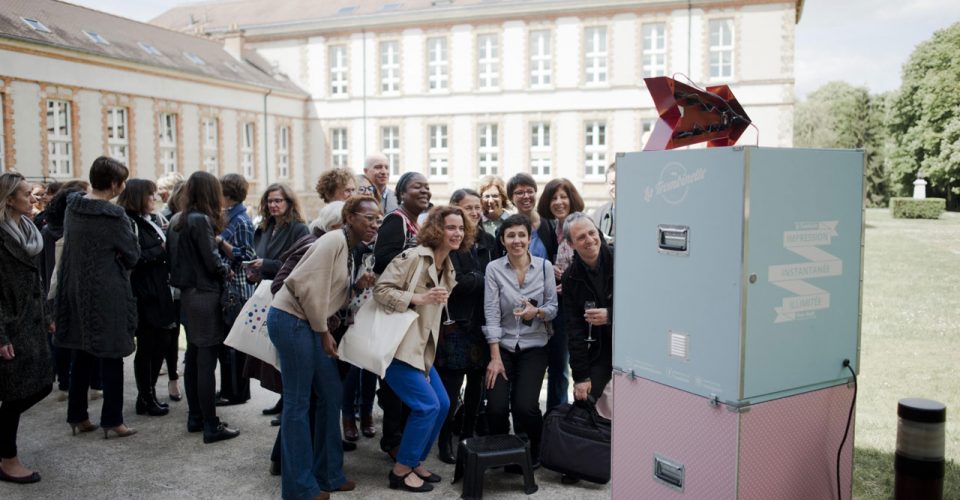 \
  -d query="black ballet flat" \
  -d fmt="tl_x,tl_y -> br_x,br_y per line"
0,469 -> 41,484
414,470 -> 442,483
388,470 -> 433,493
